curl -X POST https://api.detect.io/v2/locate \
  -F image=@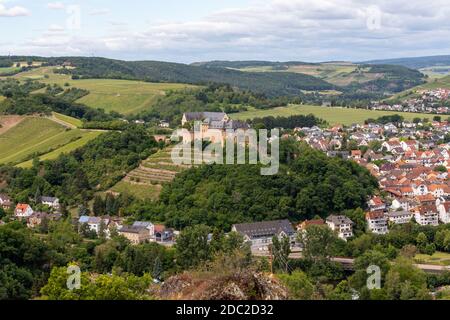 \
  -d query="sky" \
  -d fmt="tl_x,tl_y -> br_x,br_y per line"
1,0 -> 450,63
